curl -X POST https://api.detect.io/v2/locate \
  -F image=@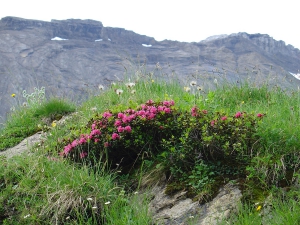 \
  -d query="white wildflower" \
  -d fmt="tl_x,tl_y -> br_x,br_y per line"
125,82 -> 135,89
197,86 -> 203,91
98,84 -> 105,91
184,87 -> 191,92
131,89 -> 136,94
116,89 -> 123,96
24,214 -> 30,219
190,81 -> 197,86
105,201 -> 111,205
